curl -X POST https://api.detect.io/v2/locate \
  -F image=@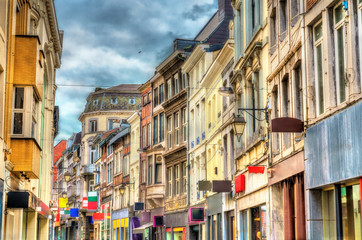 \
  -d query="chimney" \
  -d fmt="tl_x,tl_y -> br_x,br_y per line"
218,0 -> 233,23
